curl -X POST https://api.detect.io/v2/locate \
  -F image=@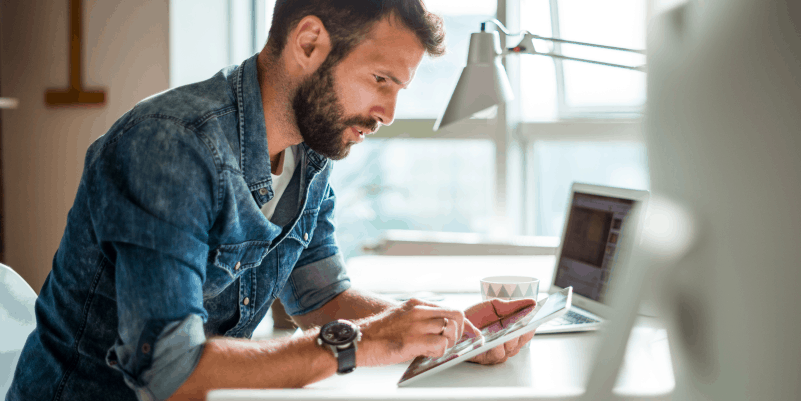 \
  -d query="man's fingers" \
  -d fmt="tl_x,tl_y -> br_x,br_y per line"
408,305 -> 465,339
404,298 -> 441,309
415,317 -> 449,335
462,319 -> 482,340
415,334 -> 450,358
402,299 -> 537,365
467,329 -> 536,365
464,298 -> 534,329
441,320 -> 457,348
503,331 -> 535,358
504,339 -> 517,354
471,343 -> 506,365
463,302 -> 497,328
519,331 -> 535,346
411,305 -> 464,322
408,317 -> 461,351
489,344 -> 506,361
488,298 -> 536,317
